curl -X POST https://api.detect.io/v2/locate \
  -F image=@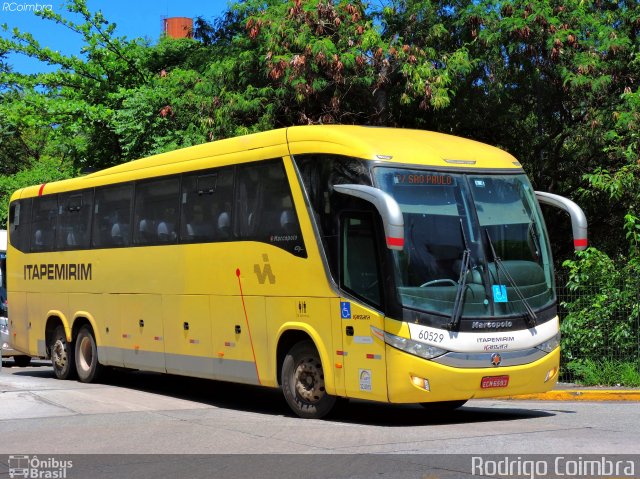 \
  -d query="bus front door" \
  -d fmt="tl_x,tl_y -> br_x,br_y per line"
337,298 -> 388,402
337,213 -> 389,402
